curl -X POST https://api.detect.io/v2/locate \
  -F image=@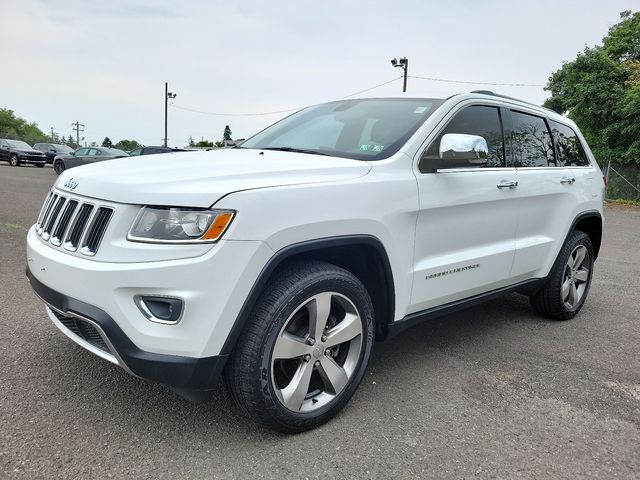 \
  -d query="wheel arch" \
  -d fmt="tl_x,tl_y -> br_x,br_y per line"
219,235 -> 396,356
570,210 -> 603,259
